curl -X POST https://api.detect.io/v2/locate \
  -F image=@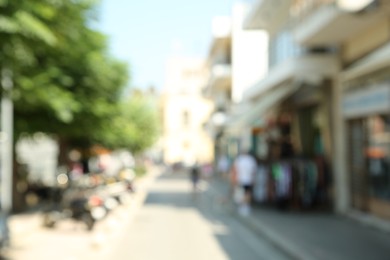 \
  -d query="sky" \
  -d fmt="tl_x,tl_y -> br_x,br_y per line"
98,0 -> 235,90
